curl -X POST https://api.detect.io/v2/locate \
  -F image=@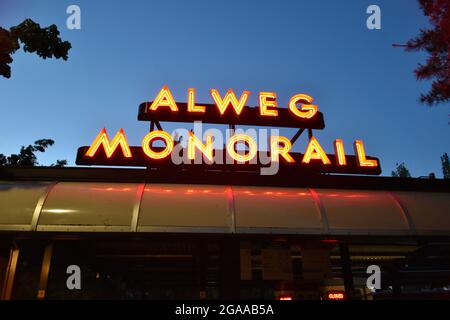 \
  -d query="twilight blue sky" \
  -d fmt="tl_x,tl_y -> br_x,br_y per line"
0,0 -> 449,177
